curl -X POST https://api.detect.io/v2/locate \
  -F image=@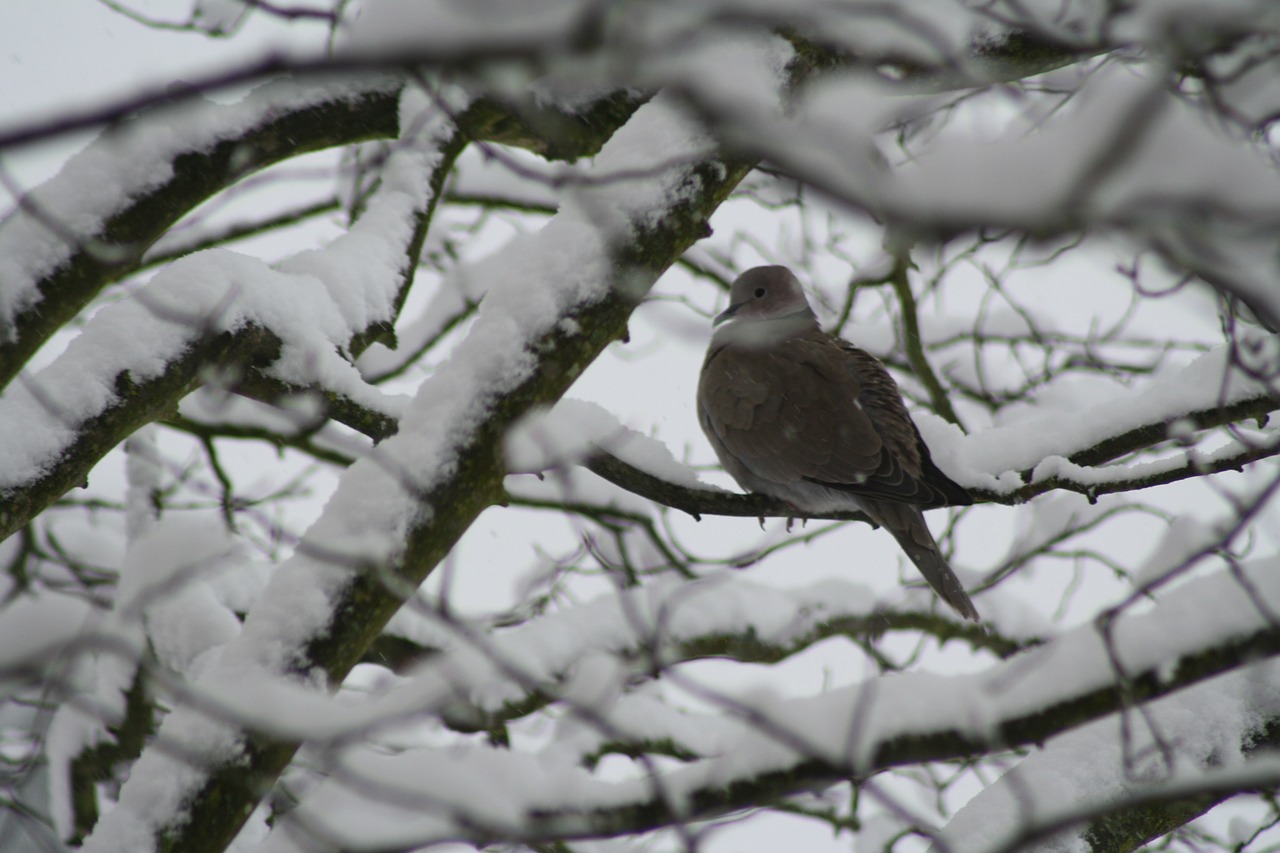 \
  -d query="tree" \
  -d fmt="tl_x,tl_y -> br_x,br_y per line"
2,1 -> 1280,851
